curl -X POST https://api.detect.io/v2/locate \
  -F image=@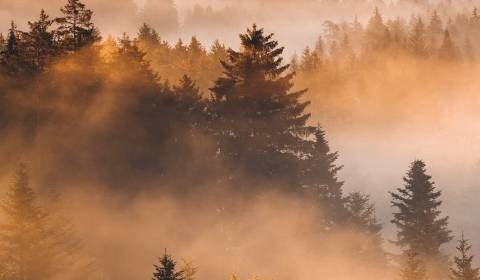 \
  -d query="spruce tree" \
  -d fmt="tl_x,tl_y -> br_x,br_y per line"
391,160 -> 452,270
302,125 -> 346,227
409,18 -> 428,57
364,7 -> 389,52
345,192 -> 386,268
137,23 -> 160,48
152,251 -> 185,280
24,10 -> 56,73
451,233 -> 480,280
0,164 -> 55,279
208,24 -> 312,186
0,21 -> 27,75
56,0 -> 100,51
